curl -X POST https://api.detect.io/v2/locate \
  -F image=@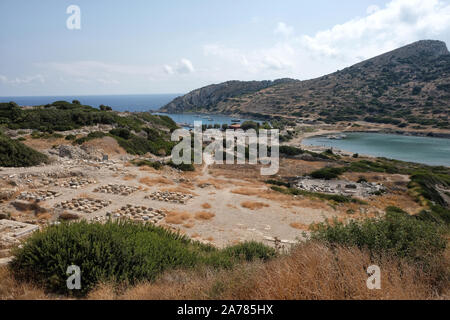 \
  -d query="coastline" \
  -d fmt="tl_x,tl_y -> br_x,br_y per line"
294,128 -> 450,146
294,130 -> 450,167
